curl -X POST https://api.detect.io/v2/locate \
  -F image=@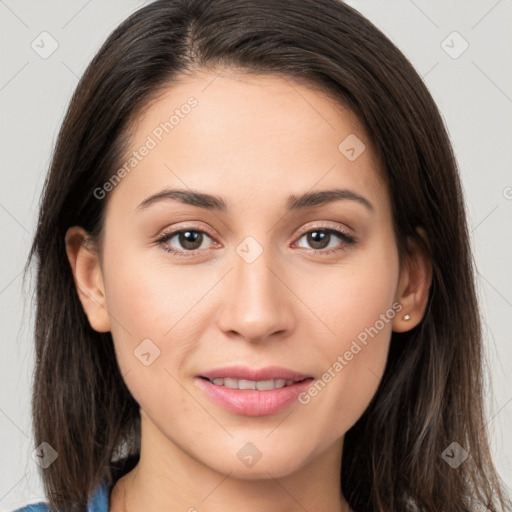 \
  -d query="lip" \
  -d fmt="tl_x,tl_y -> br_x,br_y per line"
196,365 -> 314,417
